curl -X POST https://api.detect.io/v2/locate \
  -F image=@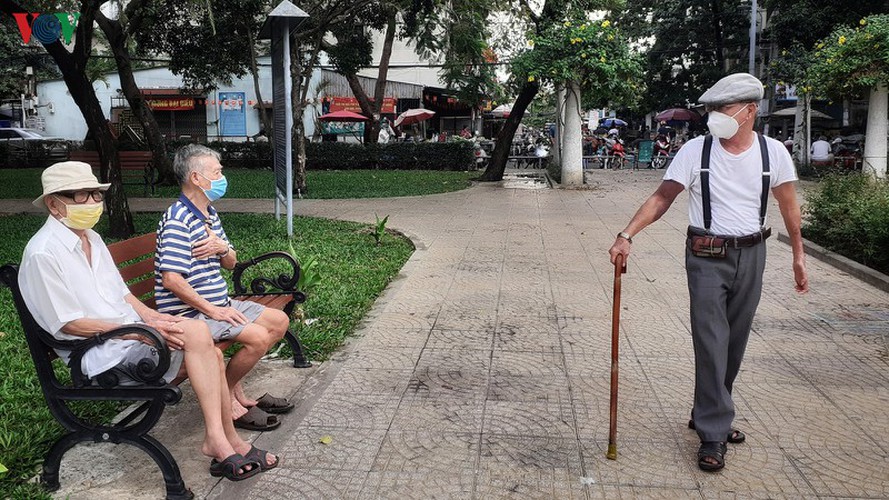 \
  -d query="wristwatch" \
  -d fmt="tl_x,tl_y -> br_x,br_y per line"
617,231 -> 633,244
